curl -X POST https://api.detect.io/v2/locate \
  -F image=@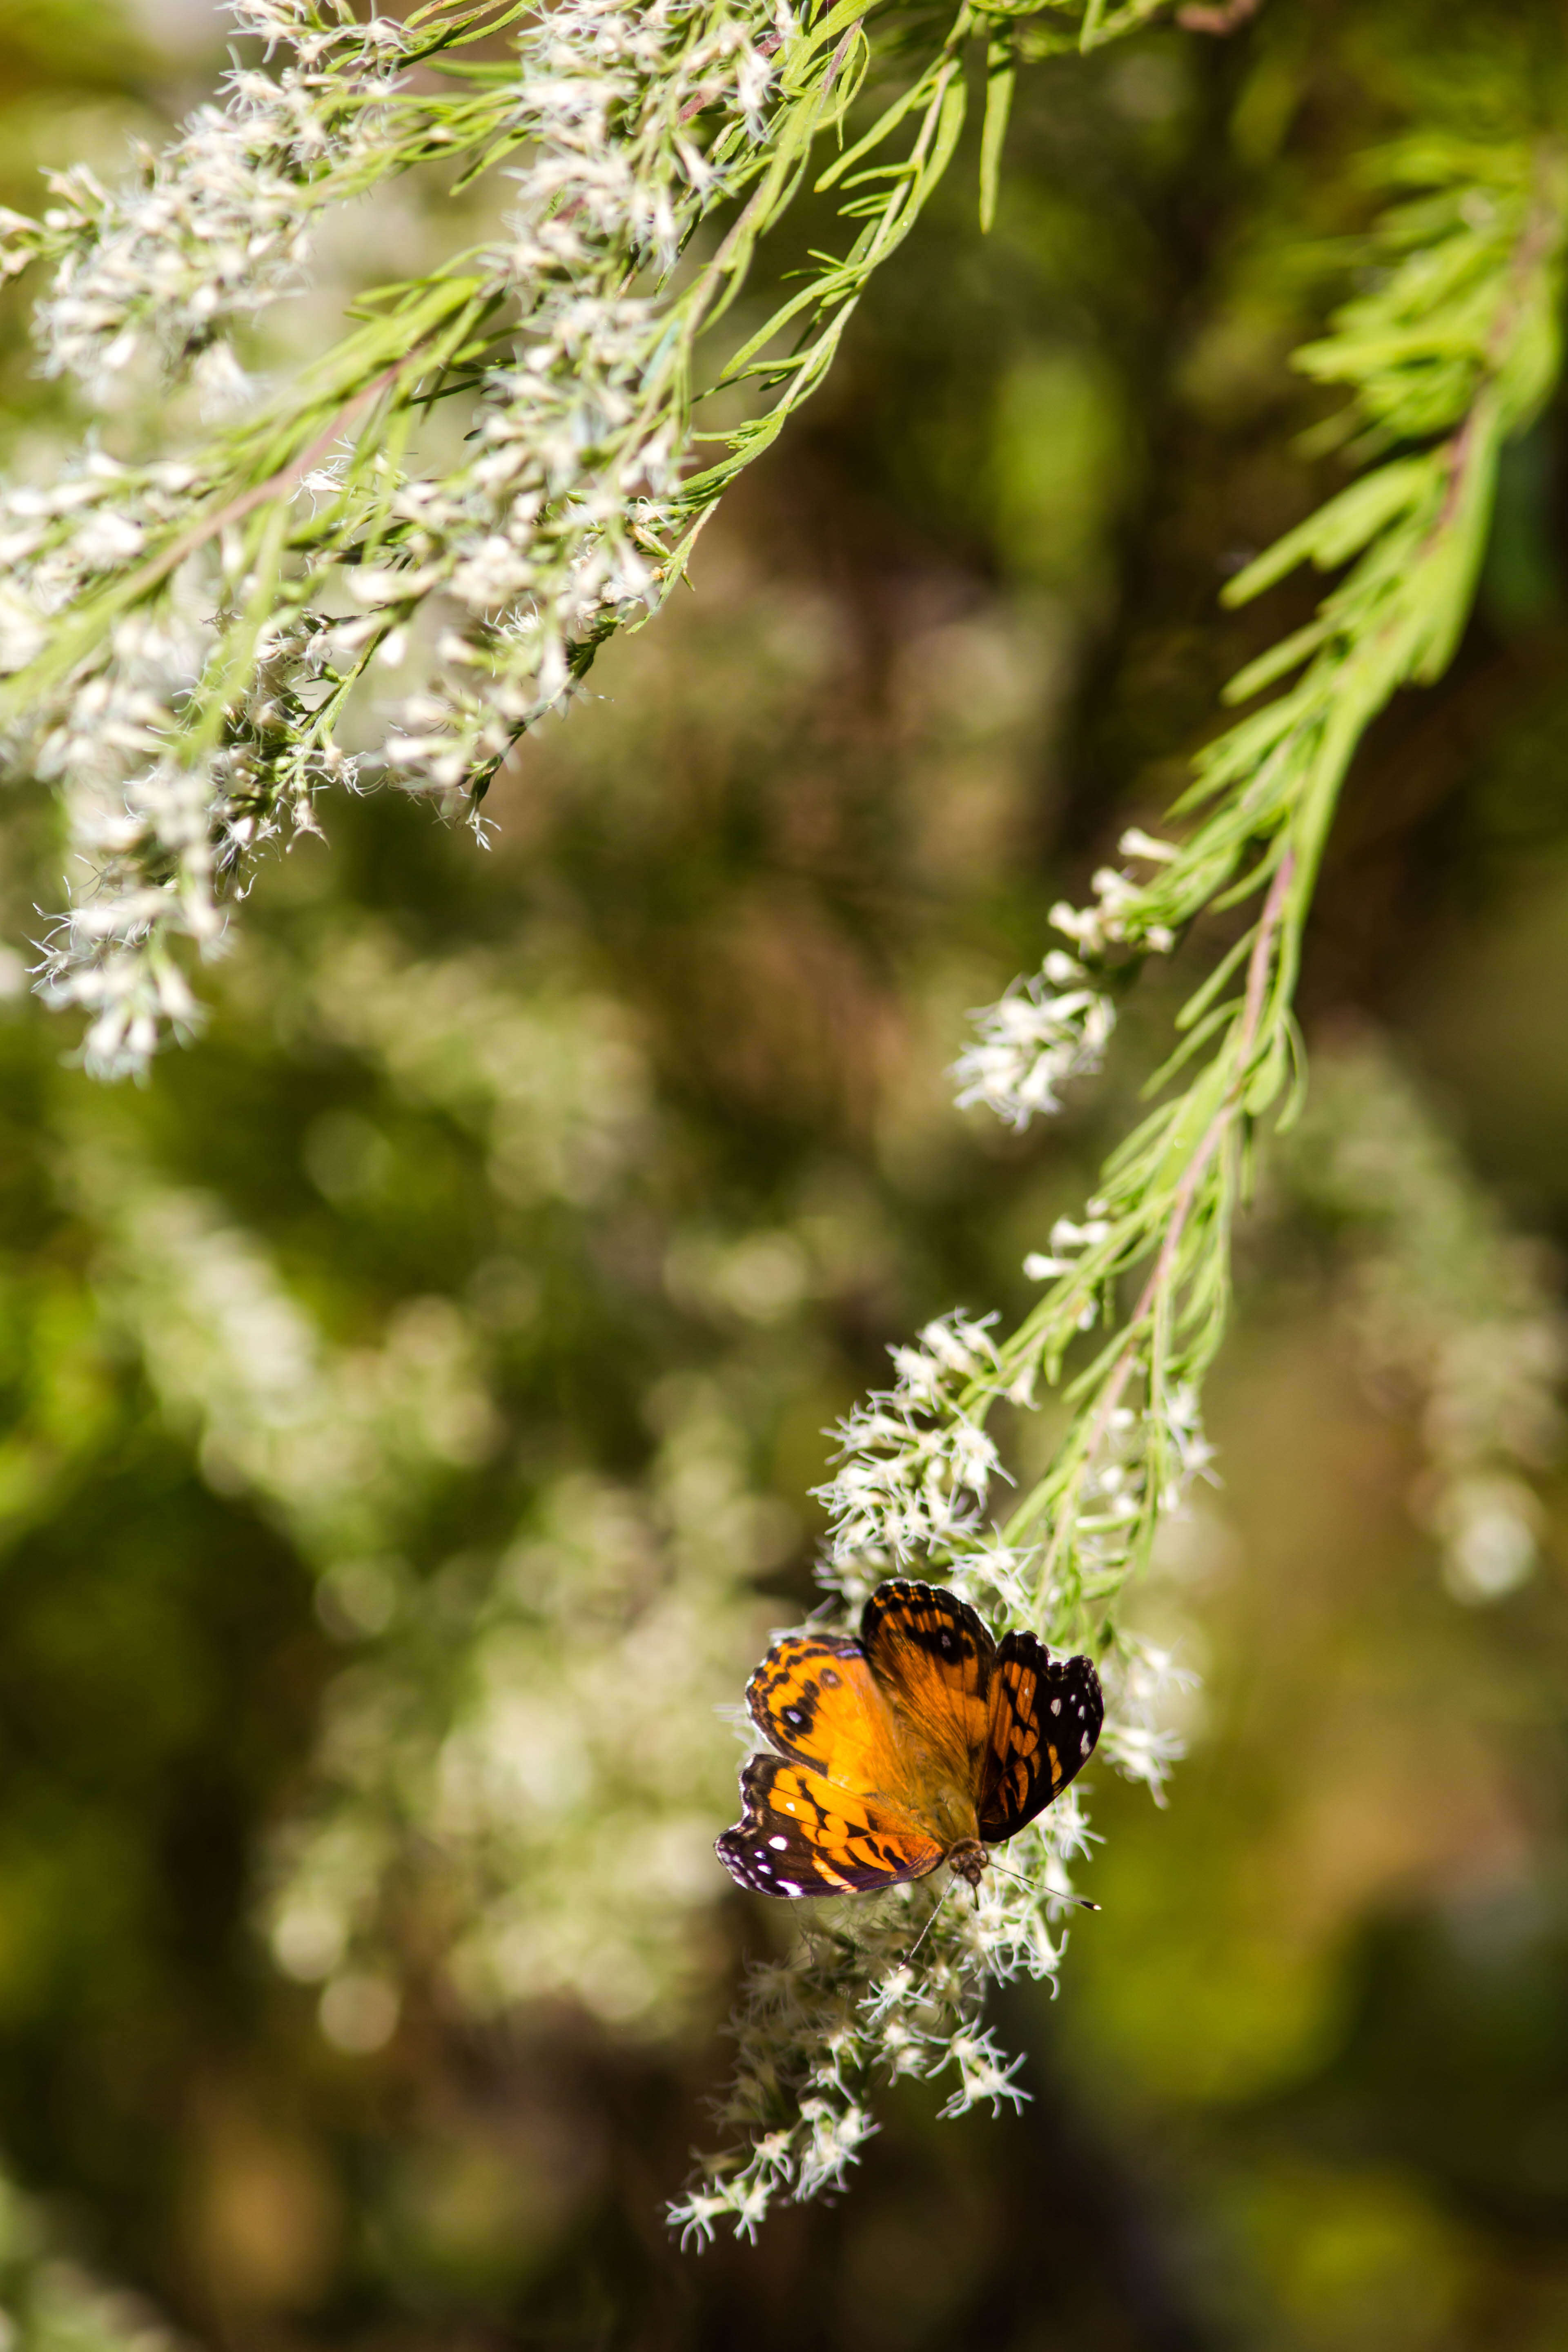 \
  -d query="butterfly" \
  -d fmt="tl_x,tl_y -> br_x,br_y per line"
716,1578 -> 1103,1899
